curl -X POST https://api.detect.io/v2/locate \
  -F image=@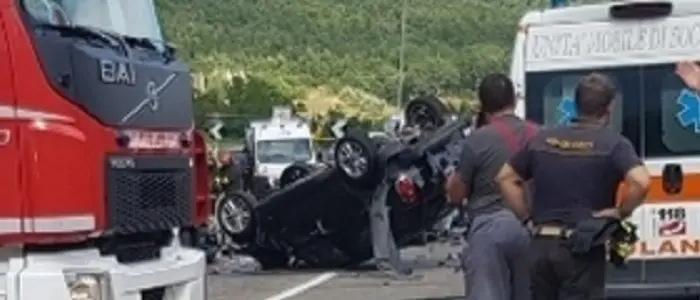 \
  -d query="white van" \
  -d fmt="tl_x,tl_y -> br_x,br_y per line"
511,1 -> 700,297
246,106 -> 316,185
